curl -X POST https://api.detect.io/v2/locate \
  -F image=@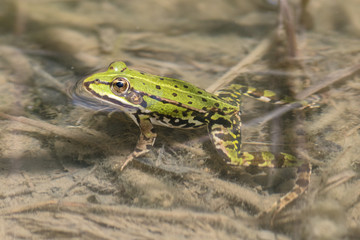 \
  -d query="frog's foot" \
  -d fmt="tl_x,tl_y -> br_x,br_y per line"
298,94 -> 322,109
110,154 -> 135,172
111,114 -> 157,172
111,137 -> 156,172
261,161 -> 311,221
